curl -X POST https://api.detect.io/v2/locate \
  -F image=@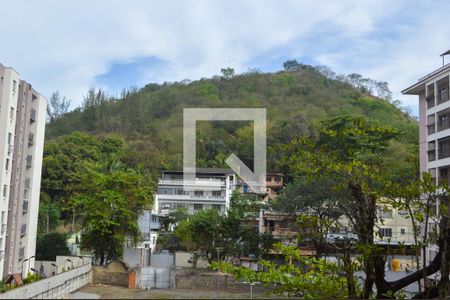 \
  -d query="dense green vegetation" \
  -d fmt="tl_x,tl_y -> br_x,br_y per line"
45,61 -> 418,178
40,61 -> 420,269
